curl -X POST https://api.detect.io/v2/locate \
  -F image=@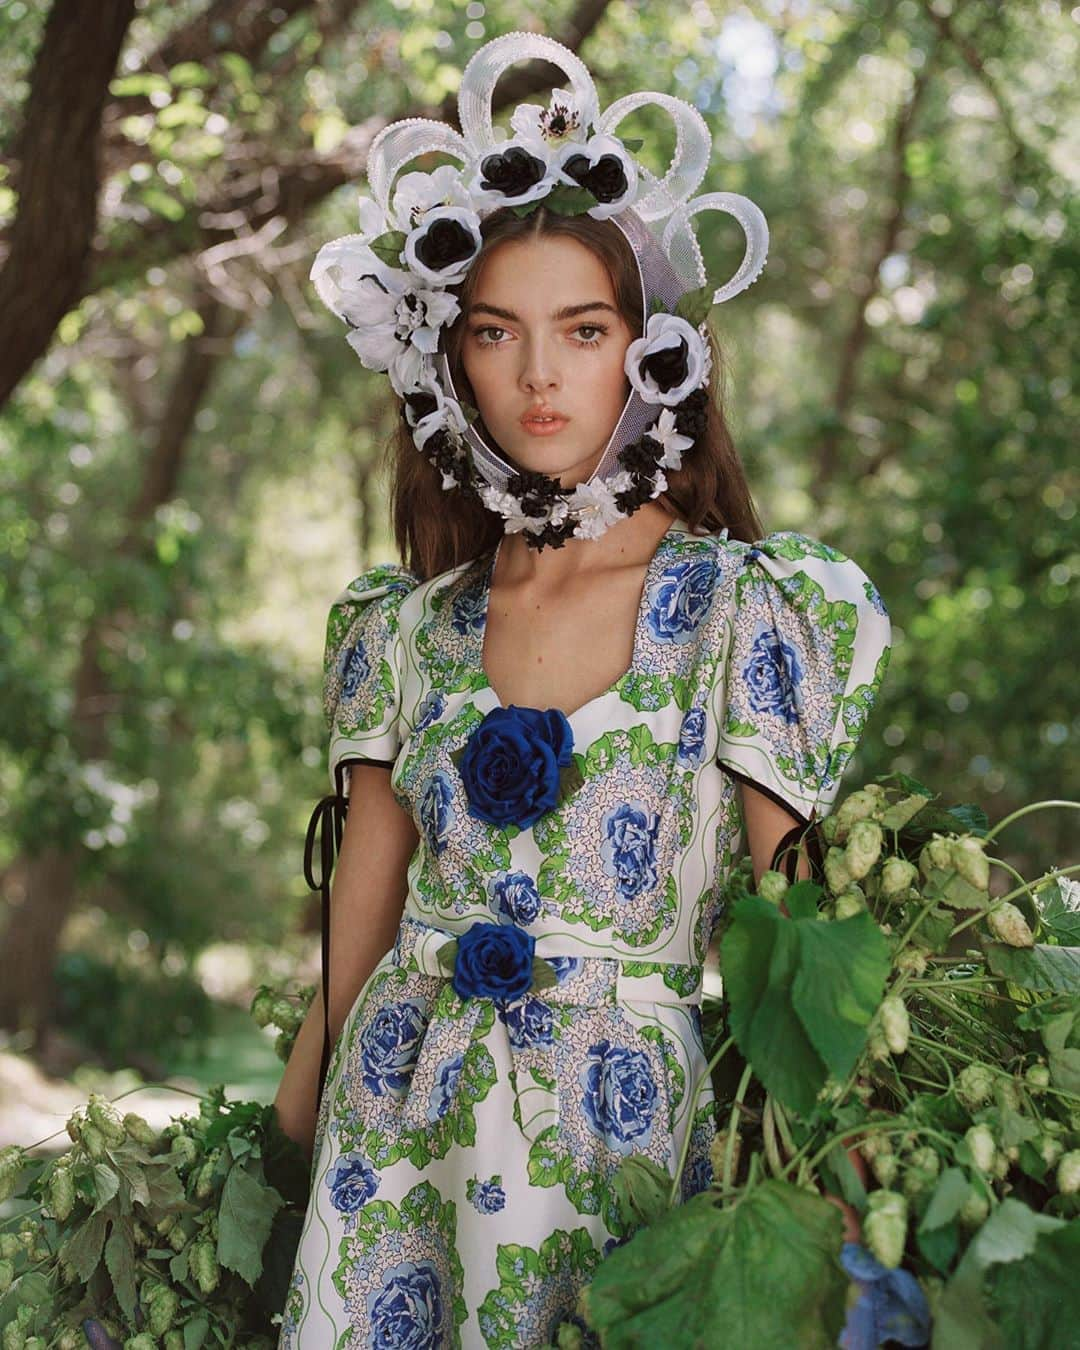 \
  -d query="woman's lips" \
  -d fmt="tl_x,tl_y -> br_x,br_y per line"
520,415 -> 568,436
